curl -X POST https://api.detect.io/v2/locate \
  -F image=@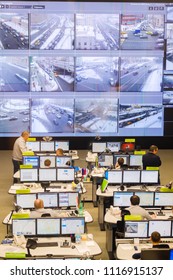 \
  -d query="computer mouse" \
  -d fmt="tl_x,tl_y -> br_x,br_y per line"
71,245 -> 75,249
